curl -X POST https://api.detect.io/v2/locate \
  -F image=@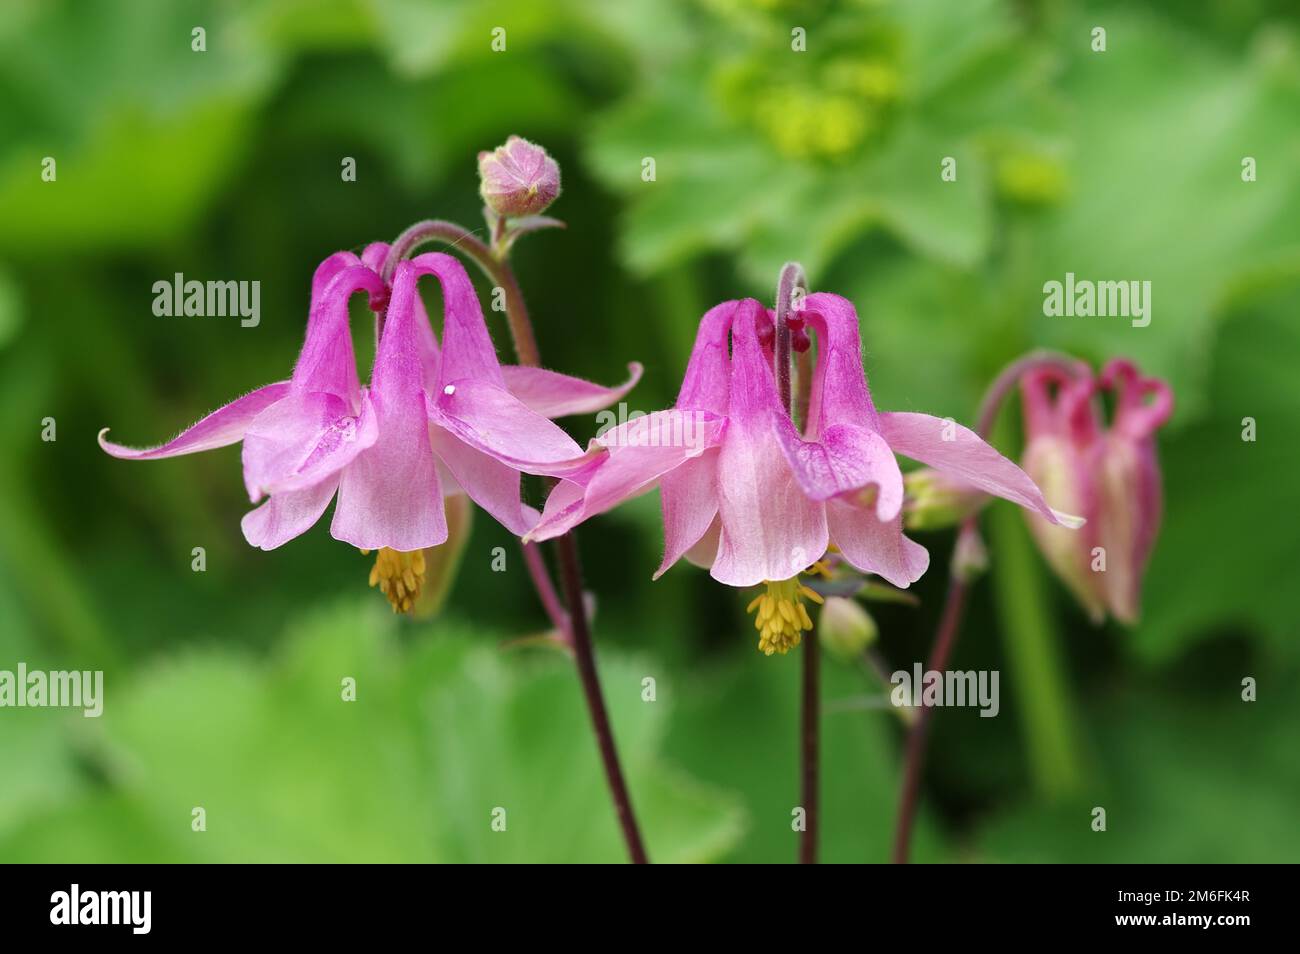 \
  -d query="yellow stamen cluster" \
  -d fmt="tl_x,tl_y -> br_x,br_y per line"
746,576 -> 825,656
364,547 -> 426,614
